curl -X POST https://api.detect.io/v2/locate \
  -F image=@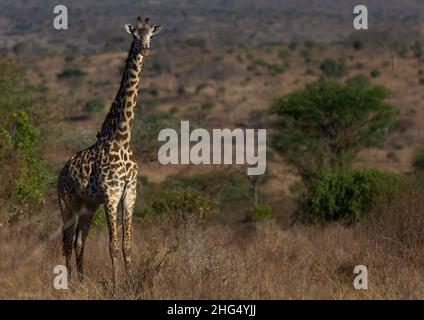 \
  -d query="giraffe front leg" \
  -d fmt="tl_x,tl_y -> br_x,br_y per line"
105,198 -> 120,292
122,184 -> 137,275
